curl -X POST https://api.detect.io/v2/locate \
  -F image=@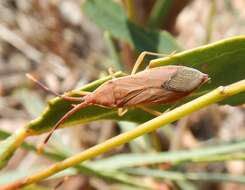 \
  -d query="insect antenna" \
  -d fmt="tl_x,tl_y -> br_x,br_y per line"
26,73 -> 61,97
26,73 -> 85,102
38,100 -> 92,153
